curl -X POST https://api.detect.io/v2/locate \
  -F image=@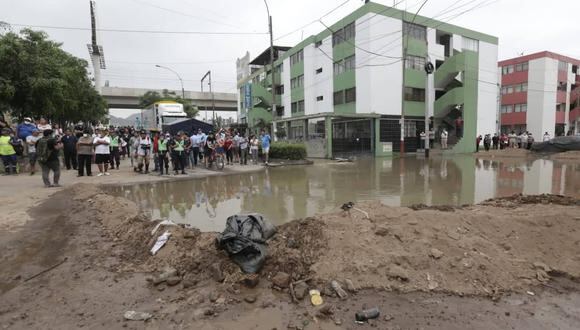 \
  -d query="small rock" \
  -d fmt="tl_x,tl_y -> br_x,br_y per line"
153,267 -> 178,285
244,296 -> 257,304
533,262 -> 551,272
261,299 -> 275,308
318,304 -> 336,315
345,279 -> 356,293
446,230 -> 461,240
157,285 -> 166,292
294,282 -> 309,300
123,311 -> 152,321
209,291 -> 220,303
209,263 -> 225,283
386,265 -> 409,282
429,248 -> 444,259
271,272 -> 291,288
182,279 -> 197,289
408,220 -> 418,225
286,238 -> 299,249
166,276 -> 181,286
215,297 -> 226,305
384,314 -> 394,321
12,275 -> 21,281
183,231 -> 197,239
375,226 -> 389,236
241,275 -> 260,288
